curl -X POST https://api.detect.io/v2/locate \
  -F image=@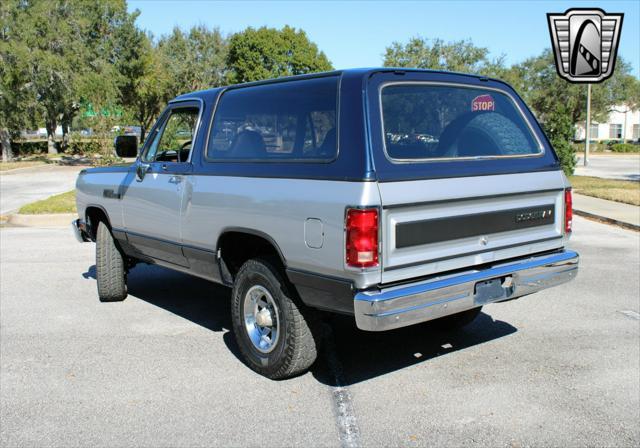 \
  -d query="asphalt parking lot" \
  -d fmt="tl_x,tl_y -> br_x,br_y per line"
1,216 -> 638,447
0,165 -> 85,215
575,154 -> 640,181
